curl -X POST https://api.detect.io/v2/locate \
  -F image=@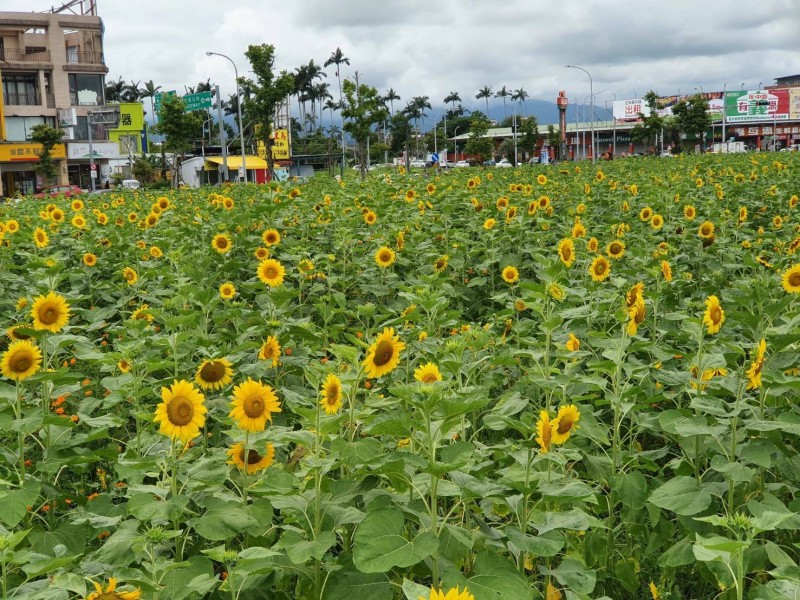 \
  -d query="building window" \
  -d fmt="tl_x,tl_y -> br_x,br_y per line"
68,73 -> 104,106
66,45 -> 78,63
4,116 -> 56,141
2,73 -> 40,106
